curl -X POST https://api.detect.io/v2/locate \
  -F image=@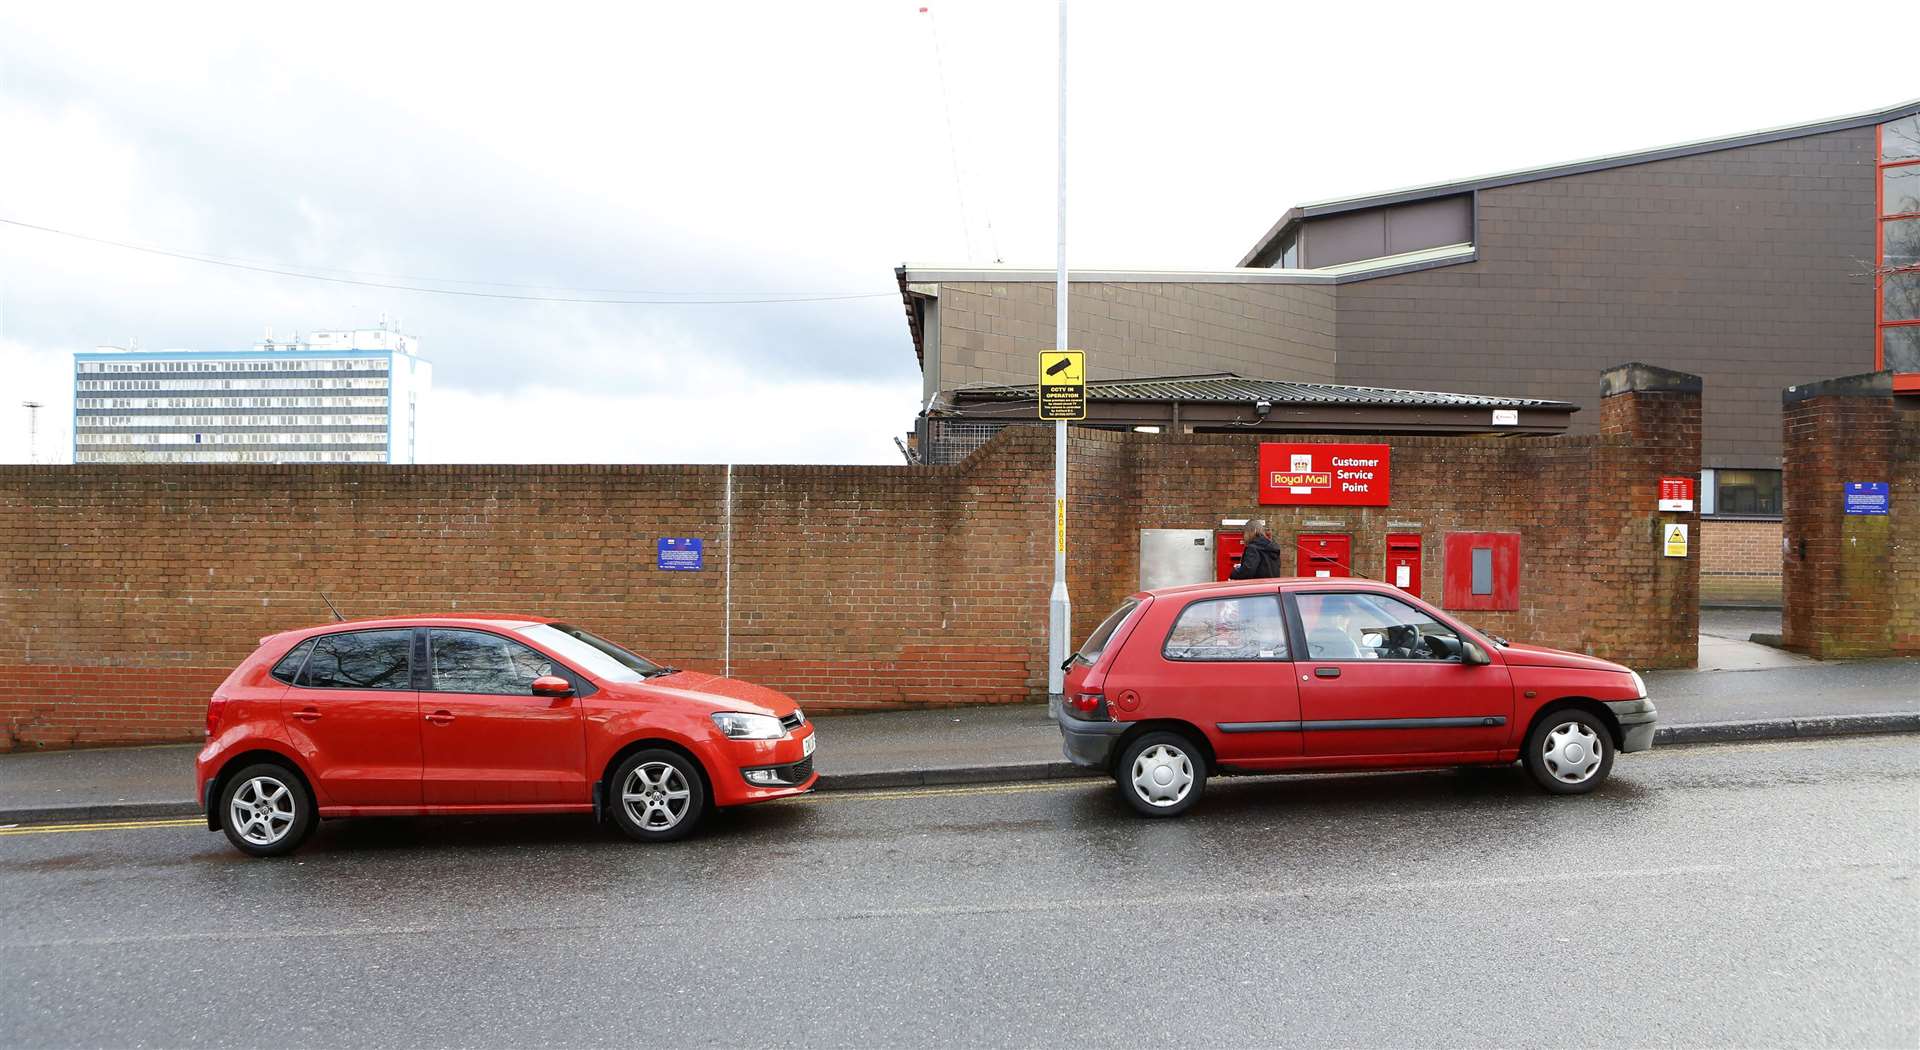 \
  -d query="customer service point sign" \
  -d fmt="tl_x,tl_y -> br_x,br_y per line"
1258,443 -> 1391,506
